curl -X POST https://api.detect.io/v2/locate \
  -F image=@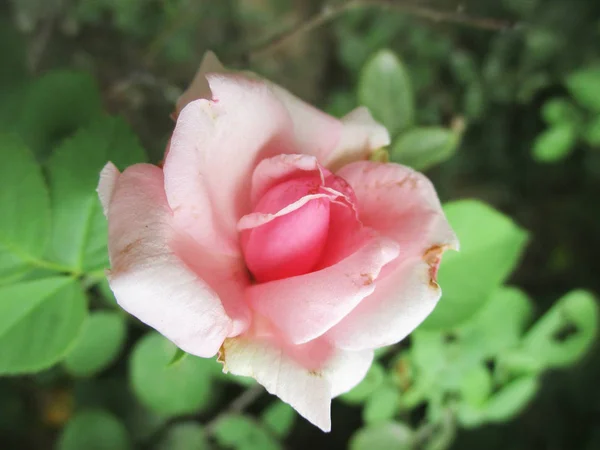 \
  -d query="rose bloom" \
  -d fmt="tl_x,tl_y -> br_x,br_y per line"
98,52 -> 458,431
